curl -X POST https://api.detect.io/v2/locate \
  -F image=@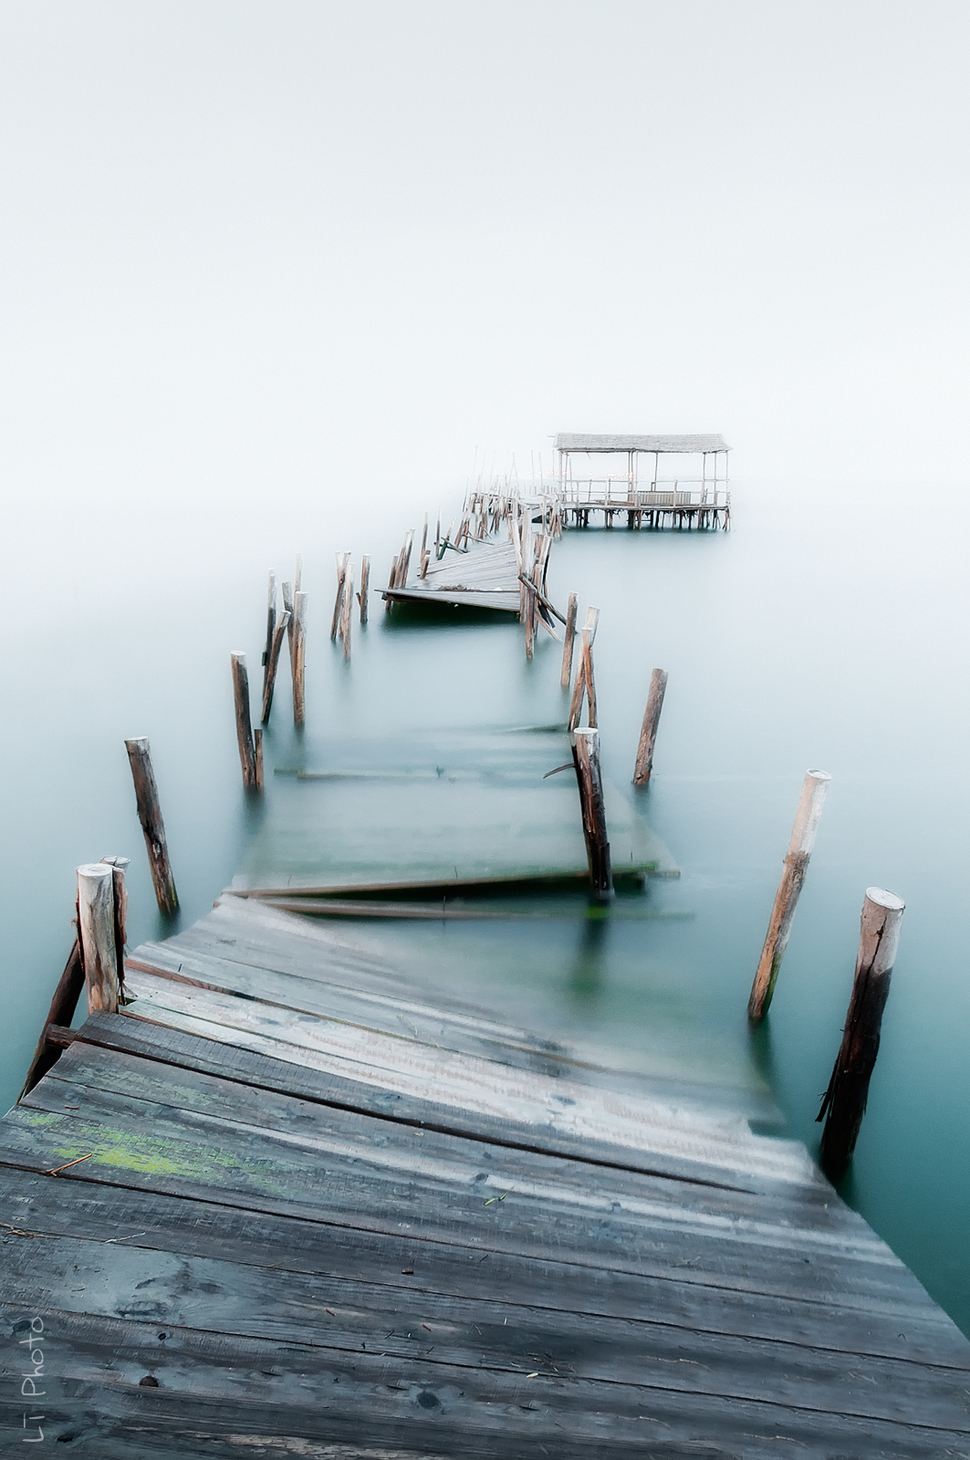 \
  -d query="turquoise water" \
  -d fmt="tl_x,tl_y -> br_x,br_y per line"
3,476 -> 970,1333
